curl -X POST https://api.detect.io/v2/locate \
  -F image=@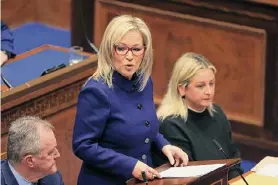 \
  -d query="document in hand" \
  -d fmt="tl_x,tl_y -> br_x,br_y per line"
160,163 -> 225,178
